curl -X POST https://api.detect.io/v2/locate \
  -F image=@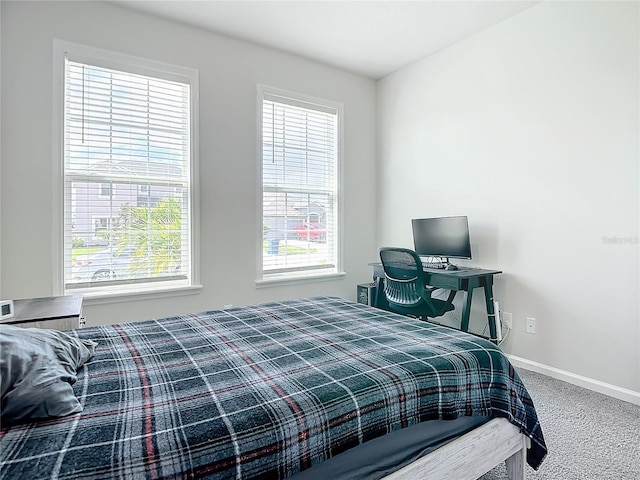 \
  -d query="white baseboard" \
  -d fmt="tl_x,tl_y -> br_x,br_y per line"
506,355 -> 640,406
